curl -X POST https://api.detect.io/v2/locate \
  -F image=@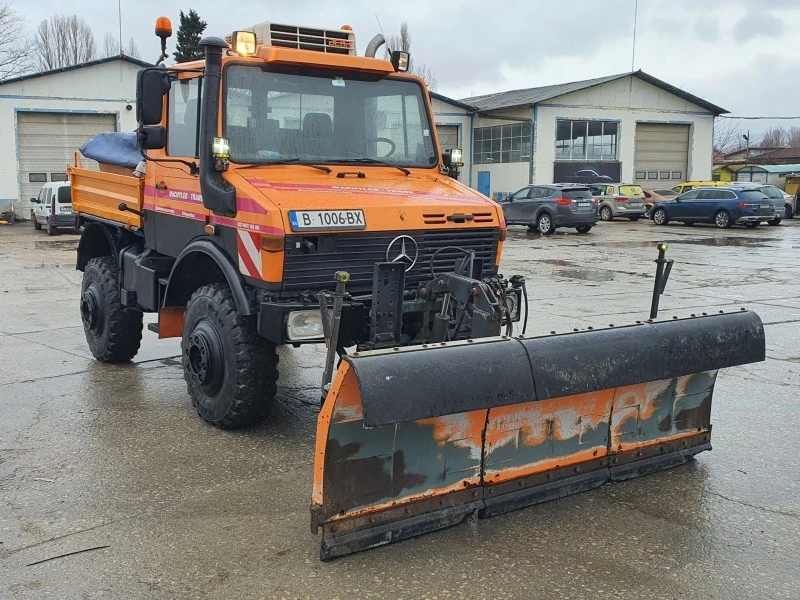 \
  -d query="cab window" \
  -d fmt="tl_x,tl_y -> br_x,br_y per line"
168,78 -> 202,157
